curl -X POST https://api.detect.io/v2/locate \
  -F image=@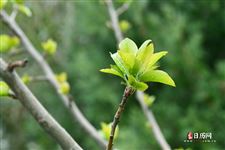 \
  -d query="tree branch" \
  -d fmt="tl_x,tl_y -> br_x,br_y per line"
105,0 -> 123,43
116,3 -> 130,16
0,10 -> 107,149
0,58 -> 83,150
136,91 -> 171,150
107,87 -> 134,150
104,1 -> 171,149
7,59 -> 28,72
